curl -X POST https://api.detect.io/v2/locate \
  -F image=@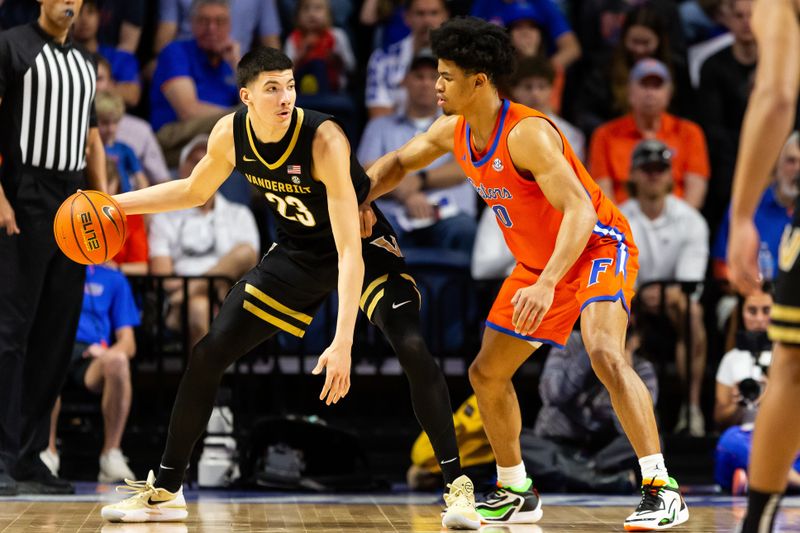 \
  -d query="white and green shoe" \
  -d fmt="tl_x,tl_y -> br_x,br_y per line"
624,477 -> 689,531
475,478 -> 543,524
